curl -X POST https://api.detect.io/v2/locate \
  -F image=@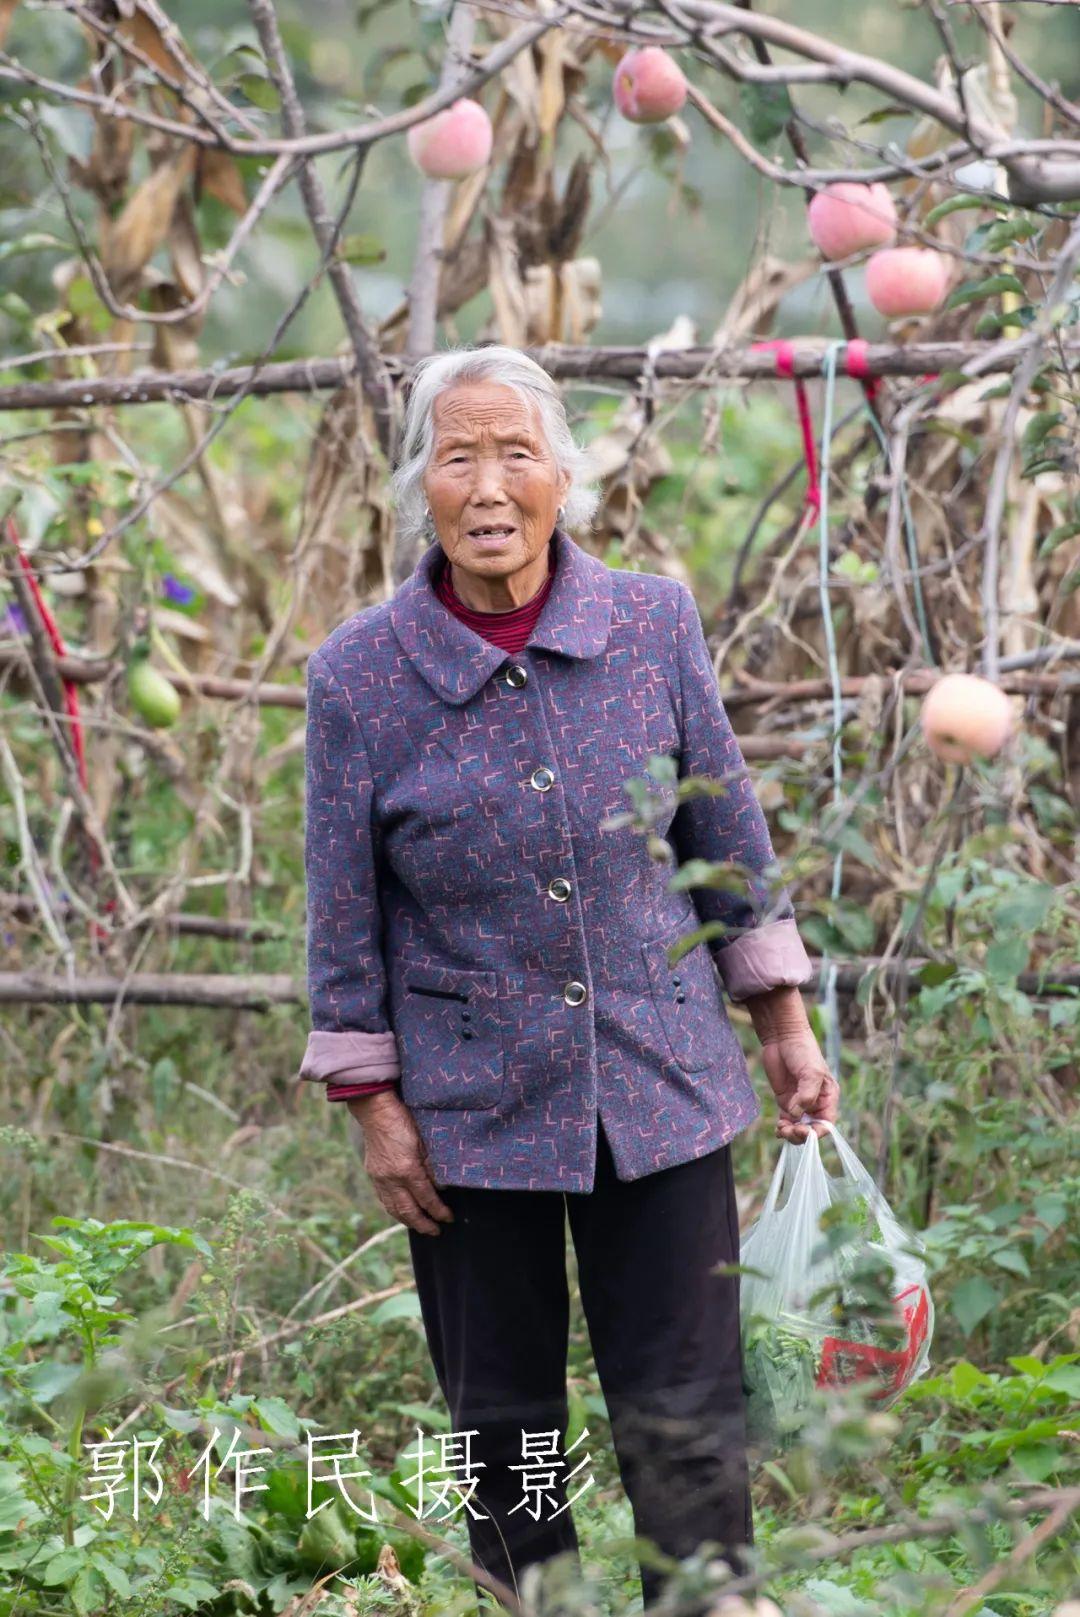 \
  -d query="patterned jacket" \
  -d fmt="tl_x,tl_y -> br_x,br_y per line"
300,525 -> 813,1191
